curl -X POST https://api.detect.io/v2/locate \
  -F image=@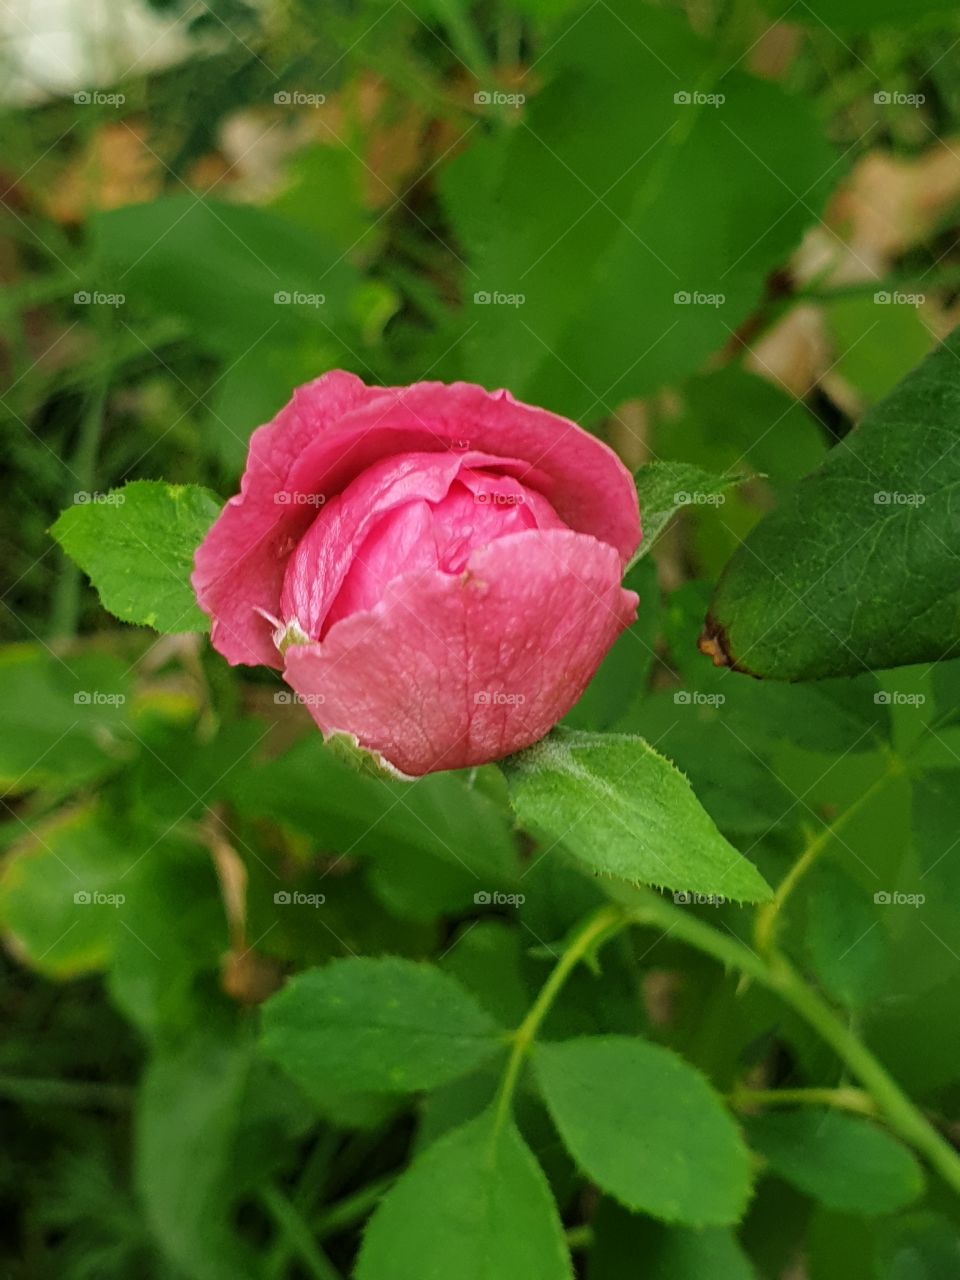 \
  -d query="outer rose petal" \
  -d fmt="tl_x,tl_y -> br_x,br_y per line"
192,370 -> 379,667
193,374 -> 640,666
282,529 -> 638,776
